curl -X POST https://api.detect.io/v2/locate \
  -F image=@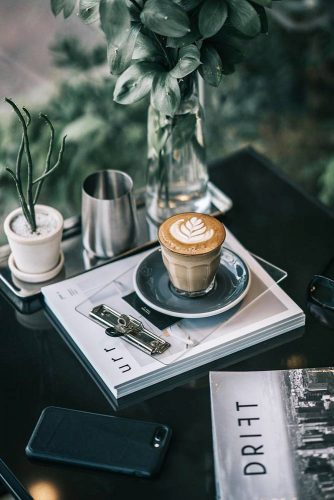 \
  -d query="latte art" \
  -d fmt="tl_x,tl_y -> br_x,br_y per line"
170,217 -> 214,244
158,212 -> 225,255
